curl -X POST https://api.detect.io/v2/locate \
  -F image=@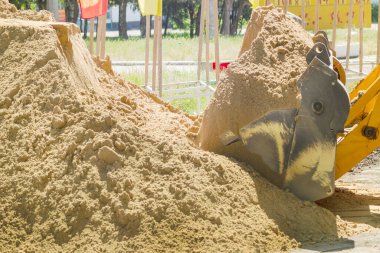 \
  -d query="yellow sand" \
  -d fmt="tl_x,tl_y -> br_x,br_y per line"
0,1 -> 371,252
